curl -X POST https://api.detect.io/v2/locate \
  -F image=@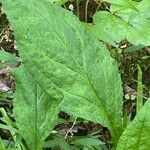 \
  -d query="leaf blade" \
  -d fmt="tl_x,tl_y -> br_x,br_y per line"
12,66 -> 61,150
1,0 -> 123,144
